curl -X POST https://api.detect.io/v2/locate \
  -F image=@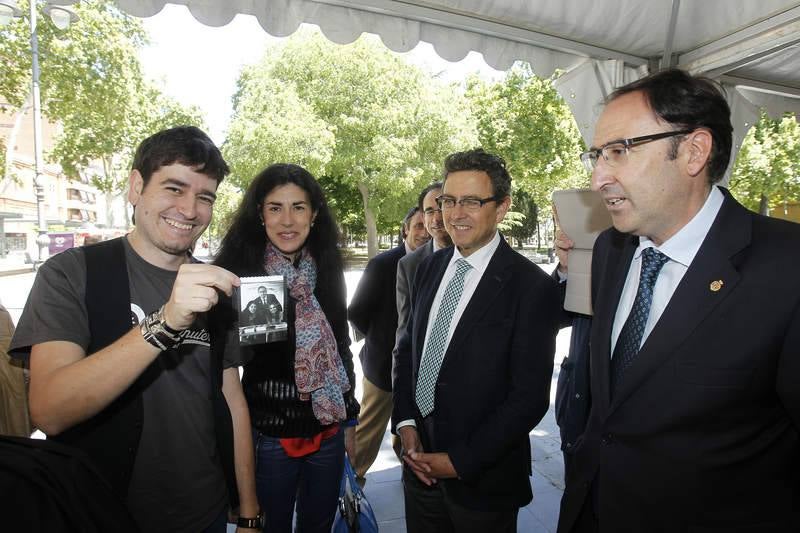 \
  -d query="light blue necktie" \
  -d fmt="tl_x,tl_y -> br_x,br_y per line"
610,247 -> 670,395
415,258 -> 472,417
